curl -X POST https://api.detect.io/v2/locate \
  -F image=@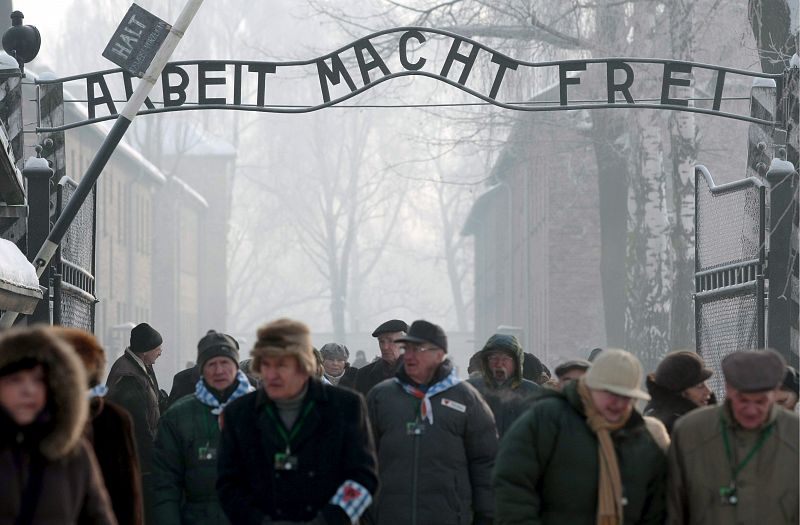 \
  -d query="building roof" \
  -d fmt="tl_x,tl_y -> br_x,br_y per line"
0,238 -> 42,314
